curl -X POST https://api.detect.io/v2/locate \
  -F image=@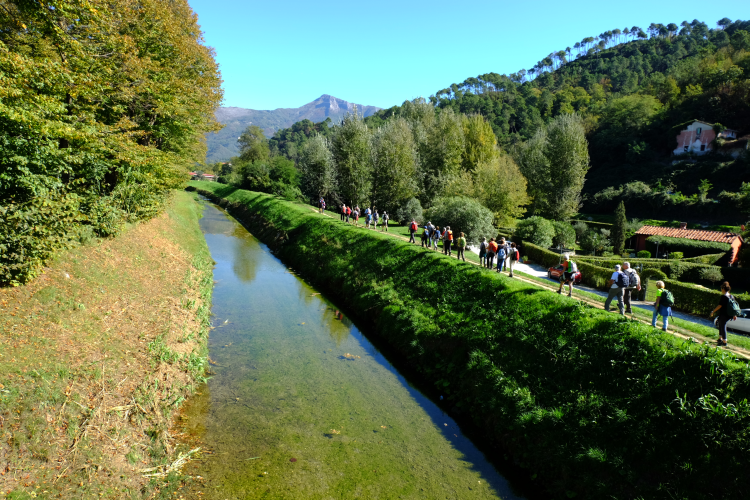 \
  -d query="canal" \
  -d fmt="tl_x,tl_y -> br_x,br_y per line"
179,200 -> 524,499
